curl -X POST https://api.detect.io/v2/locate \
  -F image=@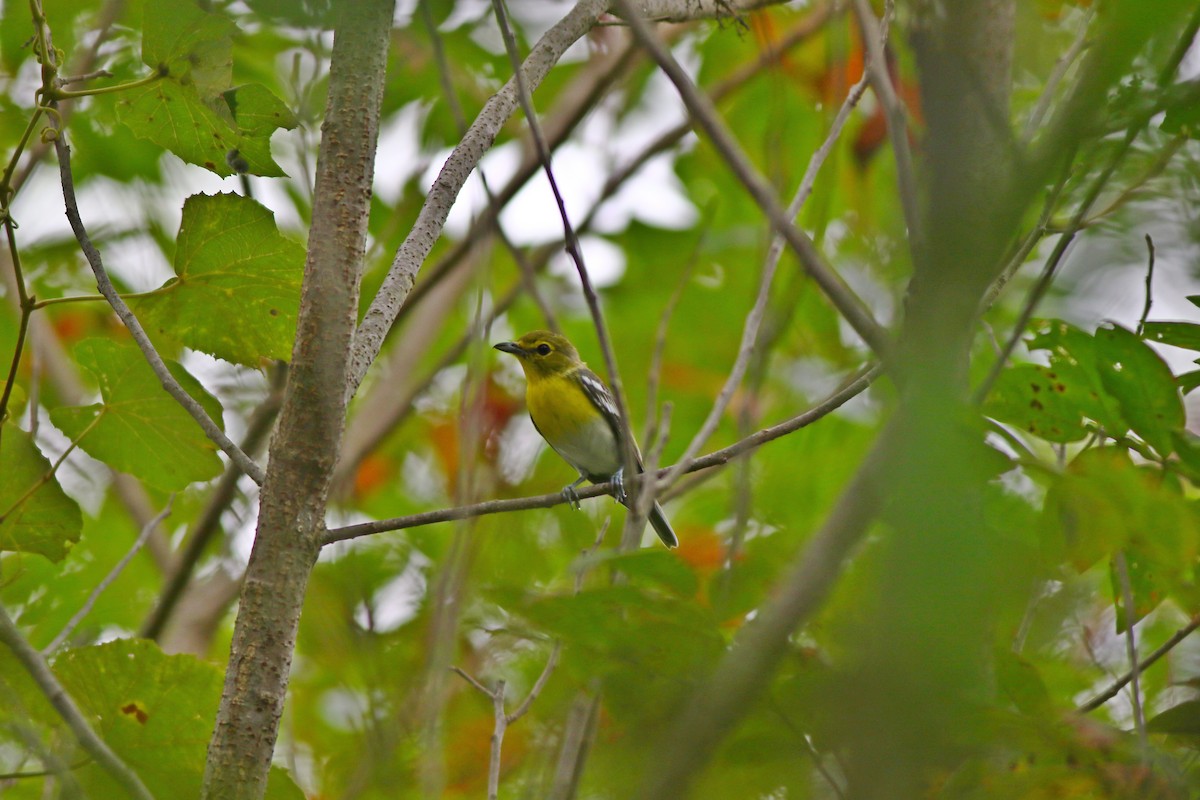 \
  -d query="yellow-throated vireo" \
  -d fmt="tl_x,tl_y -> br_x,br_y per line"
494,331 -> 677,548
